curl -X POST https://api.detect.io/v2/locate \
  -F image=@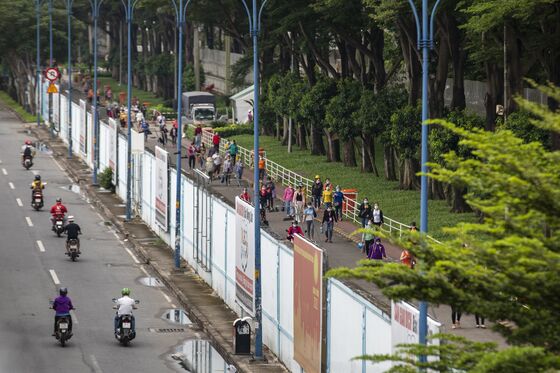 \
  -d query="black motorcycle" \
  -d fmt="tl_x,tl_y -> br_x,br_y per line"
31,190 -> 44,211
22,155 -> 33,170
113,299 -> 140,346
52,216 -> 65,237
66,238 -> 80,261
